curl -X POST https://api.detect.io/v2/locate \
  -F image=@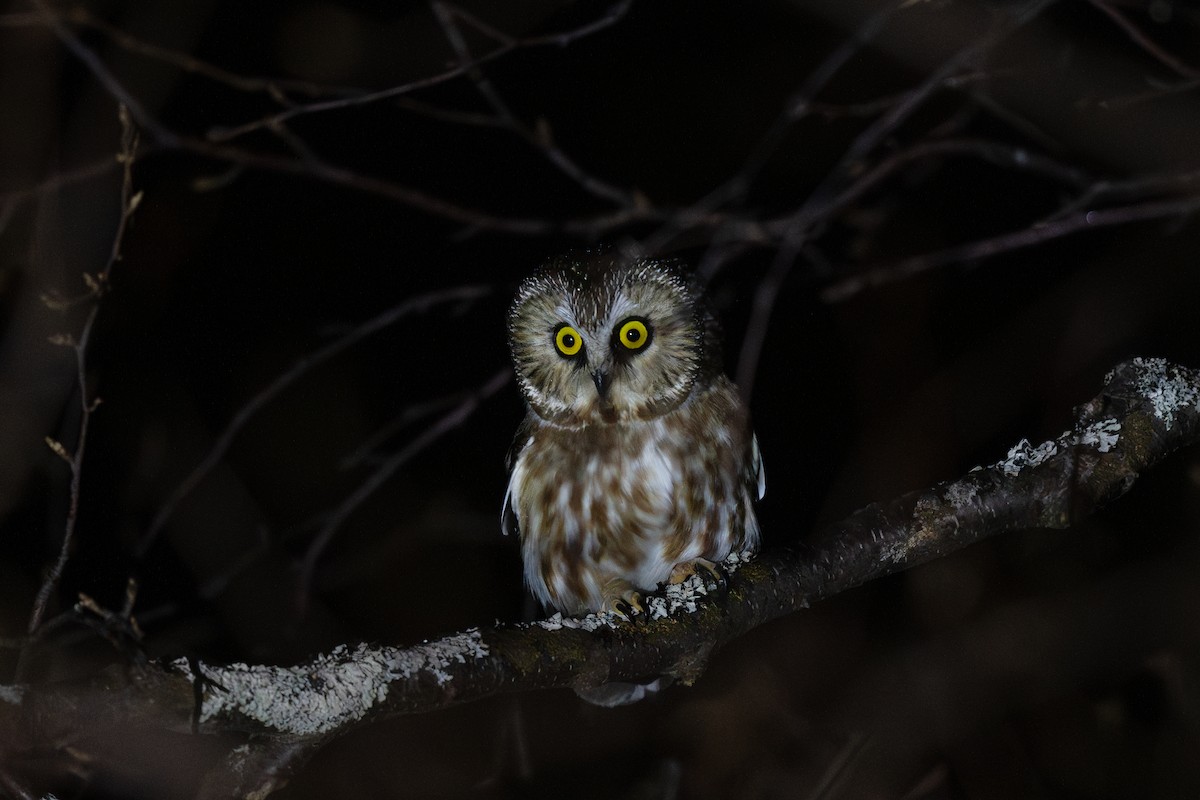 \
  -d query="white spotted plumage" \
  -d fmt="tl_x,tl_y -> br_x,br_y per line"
503,253 -> 764,618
